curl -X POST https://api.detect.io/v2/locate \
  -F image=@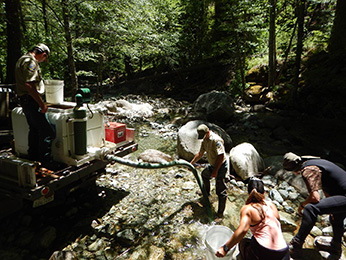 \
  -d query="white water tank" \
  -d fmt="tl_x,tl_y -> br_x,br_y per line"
12,102 -> 107,166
